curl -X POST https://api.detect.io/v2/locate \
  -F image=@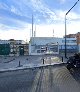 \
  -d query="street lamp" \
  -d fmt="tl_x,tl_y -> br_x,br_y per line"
65,0 -> 79,58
